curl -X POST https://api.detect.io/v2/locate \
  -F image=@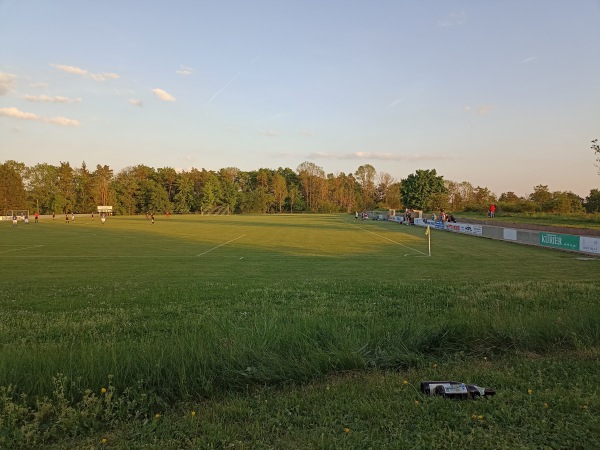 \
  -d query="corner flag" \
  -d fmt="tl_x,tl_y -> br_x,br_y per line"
426,225 -> 431,256
425,225 -> 430,235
